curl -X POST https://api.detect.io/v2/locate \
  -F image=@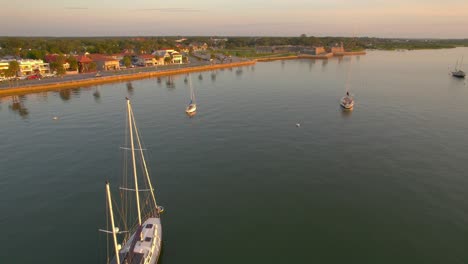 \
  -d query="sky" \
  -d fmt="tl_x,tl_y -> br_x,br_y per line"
1,0 -> 468,38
